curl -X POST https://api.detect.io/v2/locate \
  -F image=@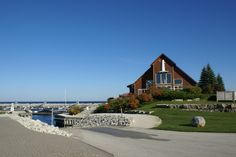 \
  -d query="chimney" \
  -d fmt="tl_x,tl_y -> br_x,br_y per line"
161,59 -> 166,72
